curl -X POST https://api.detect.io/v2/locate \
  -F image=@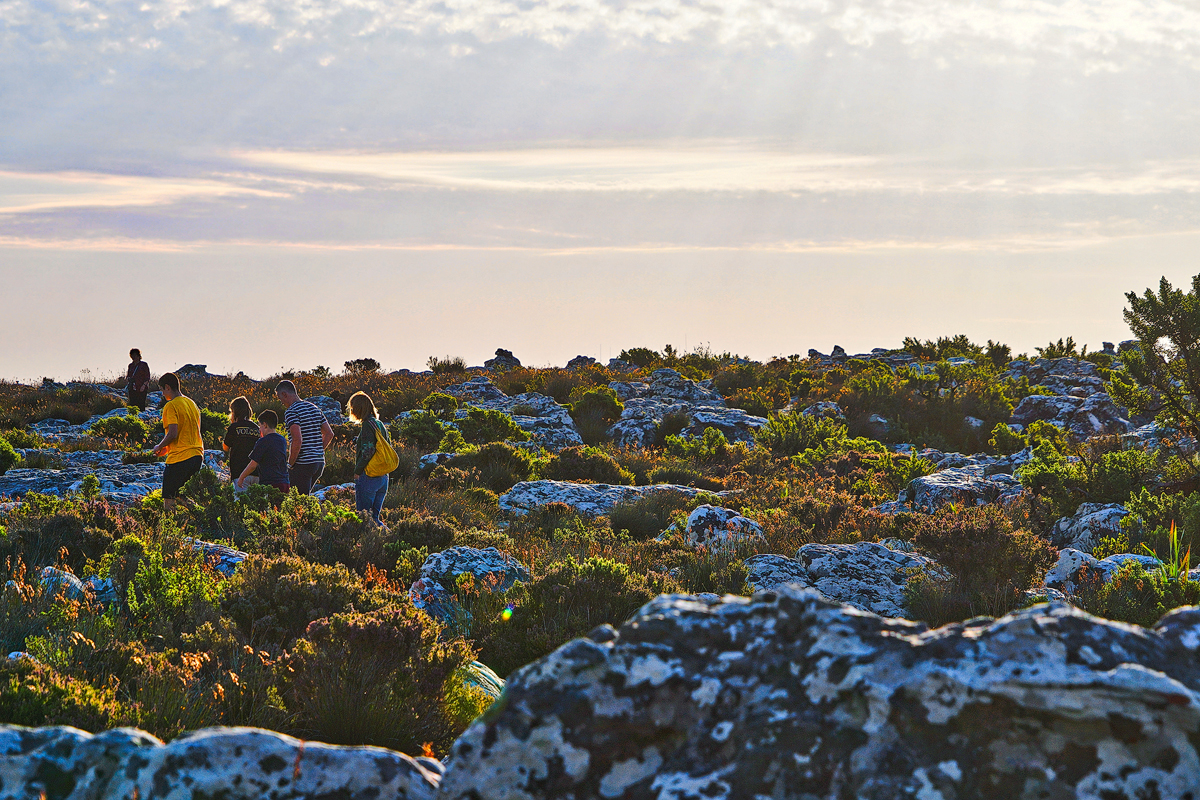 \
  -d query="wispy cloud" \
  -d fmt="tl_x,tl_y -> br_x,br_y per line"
0,170 -> 282,213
